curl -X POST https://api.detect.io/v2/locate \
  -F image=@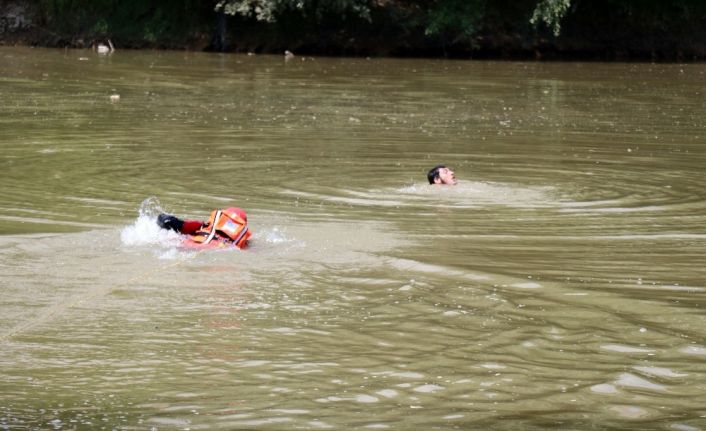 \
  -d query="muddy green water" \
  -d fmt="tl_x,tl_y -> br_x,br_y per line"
1,47 -> 705,430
